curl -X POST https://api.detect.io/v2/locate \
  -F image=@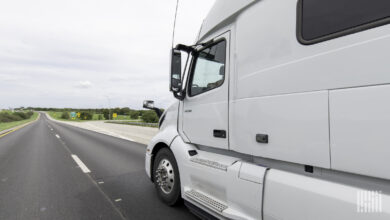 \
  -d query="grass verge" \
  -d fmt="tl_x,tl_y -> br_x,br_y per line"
0,112 -> 39,132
